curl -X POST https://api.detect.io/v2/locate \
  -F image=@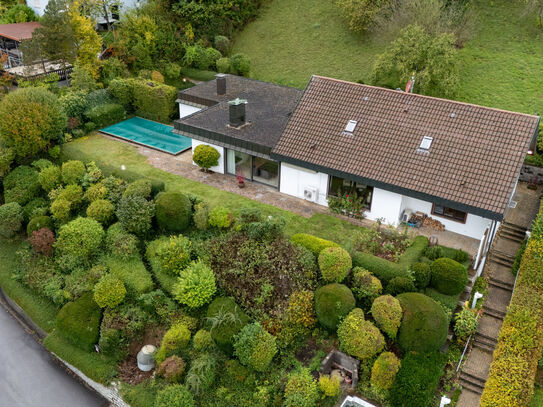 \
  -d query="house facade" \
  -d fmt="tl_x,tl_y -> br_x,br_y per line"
175,74 -> 539,244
